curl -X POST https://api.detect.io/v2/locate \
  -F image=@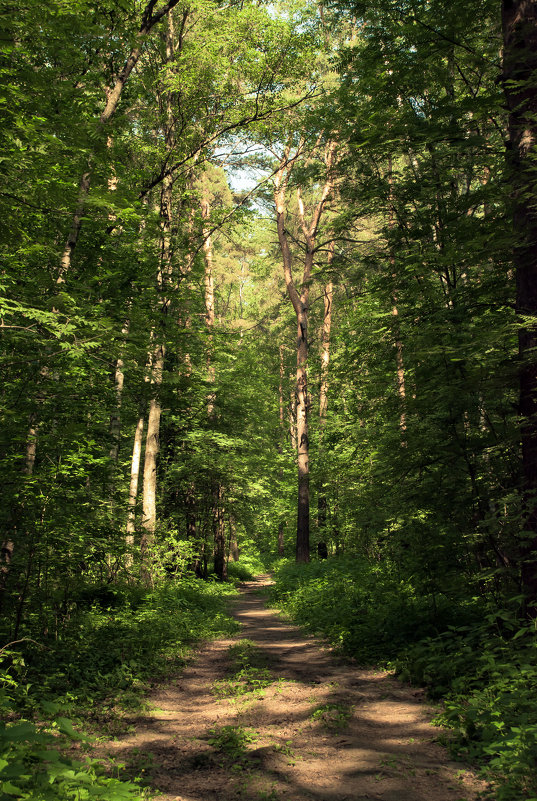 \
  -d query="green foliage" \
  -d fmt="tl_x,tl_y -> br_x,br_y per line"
213,640 -> 273,700
395,614 -> 537,800
0,707 -> 143,801
207,724 -> 258,762
1,578 -> 239,716
226,551 -> 267,583
309,702 -> 353,731
272,558 -> 537,799
269,556 -> 474,663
